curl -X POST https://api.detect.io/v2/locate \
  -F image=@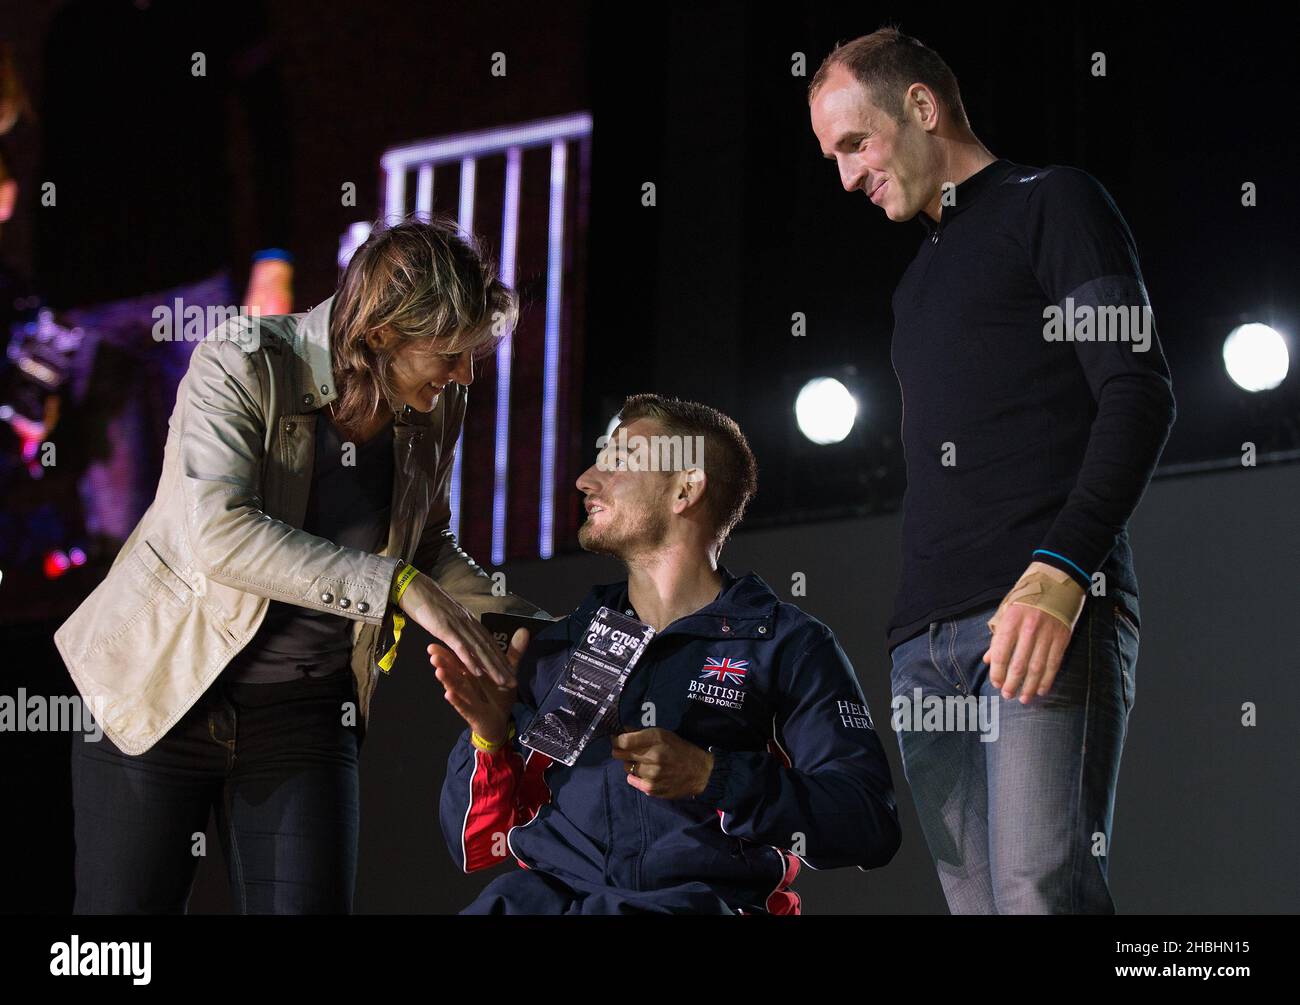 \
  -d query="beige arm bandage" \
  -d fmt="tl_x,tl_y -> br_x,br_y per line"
987,564 -> 1086,634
